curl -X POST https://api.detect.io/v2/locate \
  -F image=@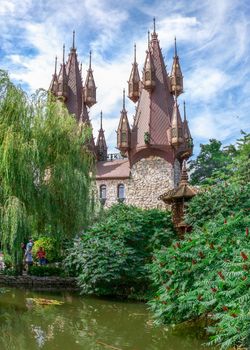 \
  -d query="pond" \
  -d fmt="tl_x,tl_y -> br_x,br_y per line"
0,288 -> 212,350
